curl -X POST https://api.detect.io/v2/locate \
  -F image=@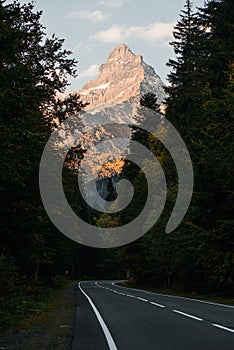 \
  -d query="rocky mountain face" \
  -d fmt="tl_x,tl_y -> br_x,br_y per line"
67,44 -> 166,209
77,43 -> 166,110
